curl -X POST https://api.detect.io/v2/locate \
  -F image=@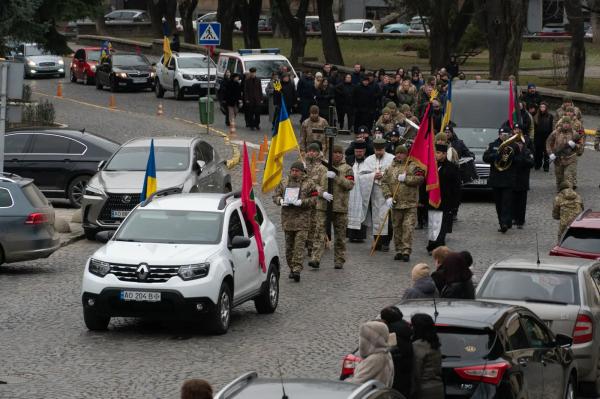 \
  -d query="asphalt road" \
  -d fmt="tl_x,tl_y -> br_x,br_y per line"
1,73 -> 600,398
